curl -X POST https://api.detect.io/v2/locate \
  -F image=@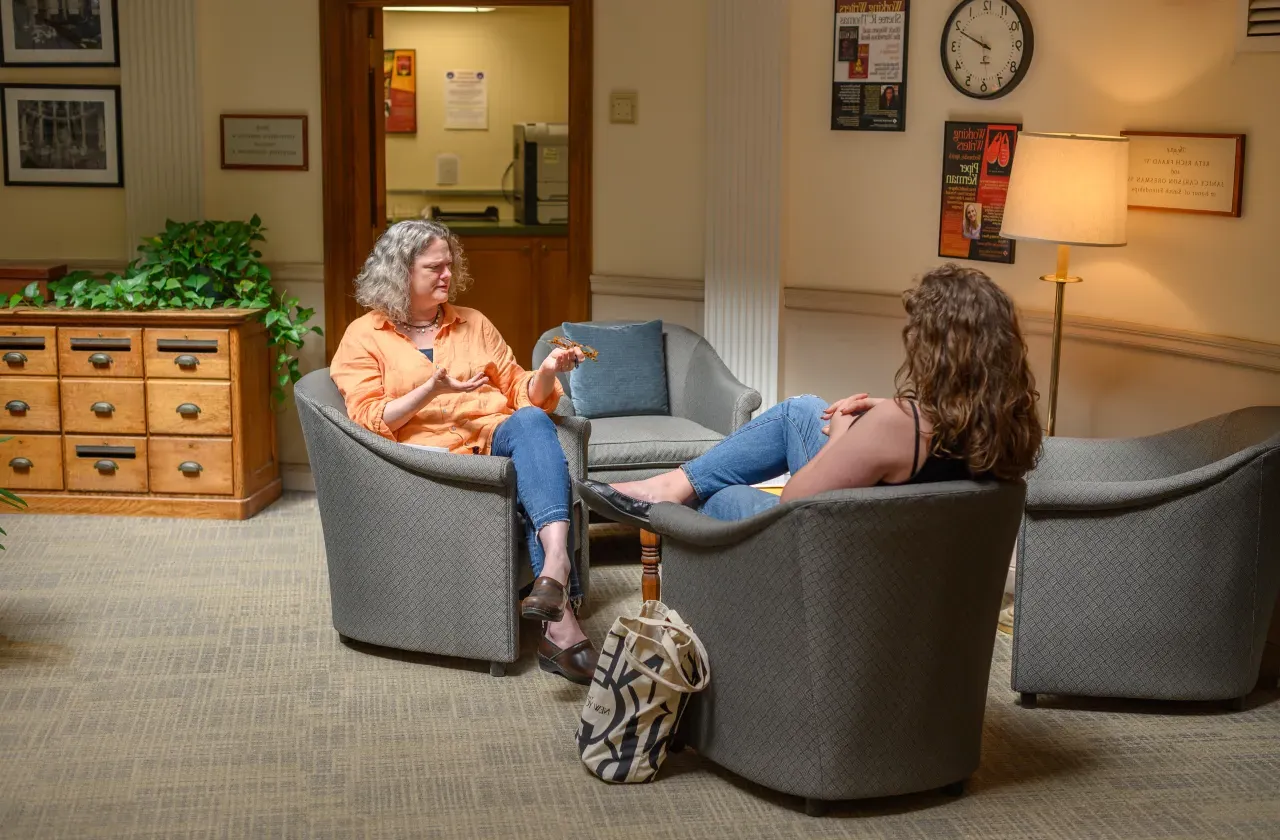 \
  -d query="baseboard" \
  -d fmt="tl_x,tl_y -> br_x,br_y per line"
282,464 -> 316,493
